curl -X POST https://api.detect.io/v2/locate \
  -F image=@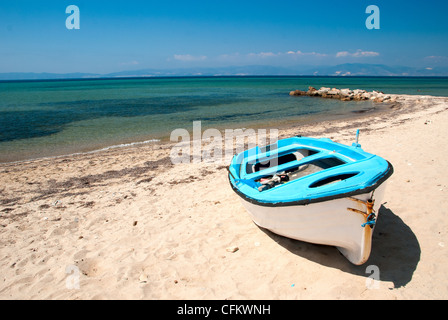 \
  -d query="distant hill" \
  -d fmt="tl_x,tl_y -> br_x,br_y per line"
1,64 -> 447,80
300,63 -> 448,77
0,72 -> 100,81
